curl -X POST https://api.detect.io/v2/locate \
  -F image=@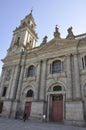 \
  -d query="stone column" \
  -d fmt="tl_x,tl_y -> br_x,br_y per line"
9,65 -> 20,99
73,54 -> 81,99
39,59 -> 47,100
34,61 -> 41,100
66,54 -> 72,100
